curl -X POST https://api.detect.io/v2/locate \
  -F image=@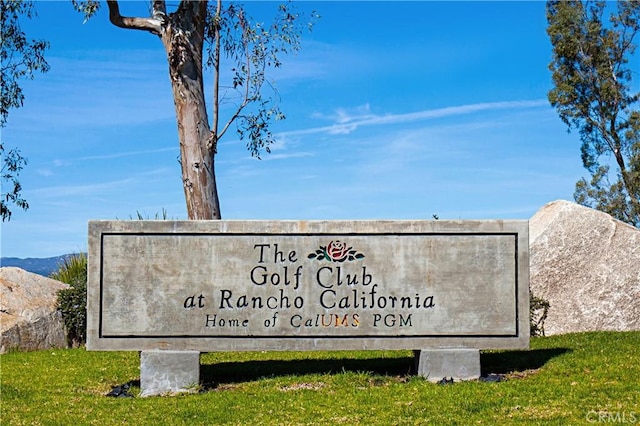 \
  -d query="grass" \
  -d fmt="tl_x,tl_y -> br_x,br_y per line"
1,332 -> 638,425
